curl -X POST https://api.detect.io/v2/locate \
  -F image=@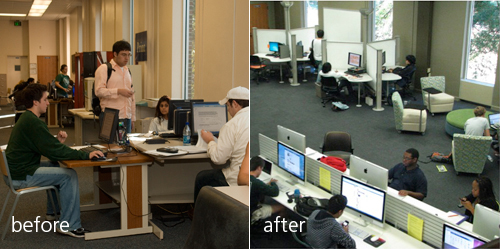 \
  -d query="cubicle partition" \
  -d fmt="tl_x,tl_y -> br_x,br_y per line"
258,134 -> 478,248
289,27 -> 315,57
368,38 -> 399,66
325,41 -> 364,70
254,28 -> 287,54
323,8 -> 361,42
366,45 -> 379,90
